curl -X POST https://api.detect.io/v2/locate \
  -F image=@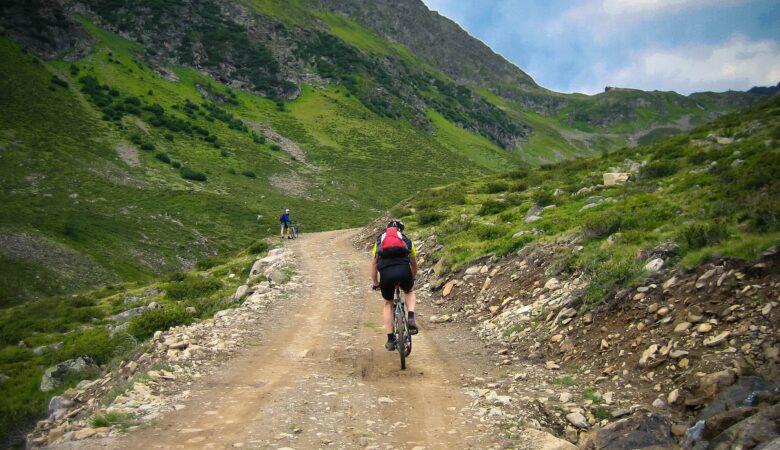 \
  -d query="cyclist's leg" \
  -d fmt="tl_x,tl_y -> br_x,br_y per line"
280,223 -> 285,238
399,267 -> 418,333
379,267 -> 401,349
